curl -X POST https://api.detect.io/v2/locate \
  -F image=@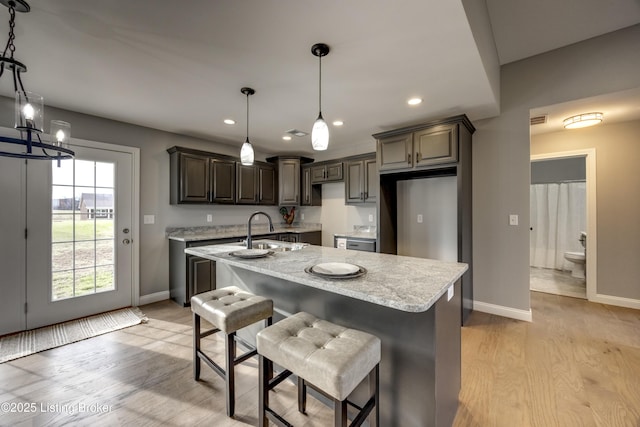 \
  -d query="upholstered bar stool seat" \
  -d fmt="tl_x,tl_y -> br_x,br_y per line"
191,286 -> 273,417
257,312 -> 381,427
